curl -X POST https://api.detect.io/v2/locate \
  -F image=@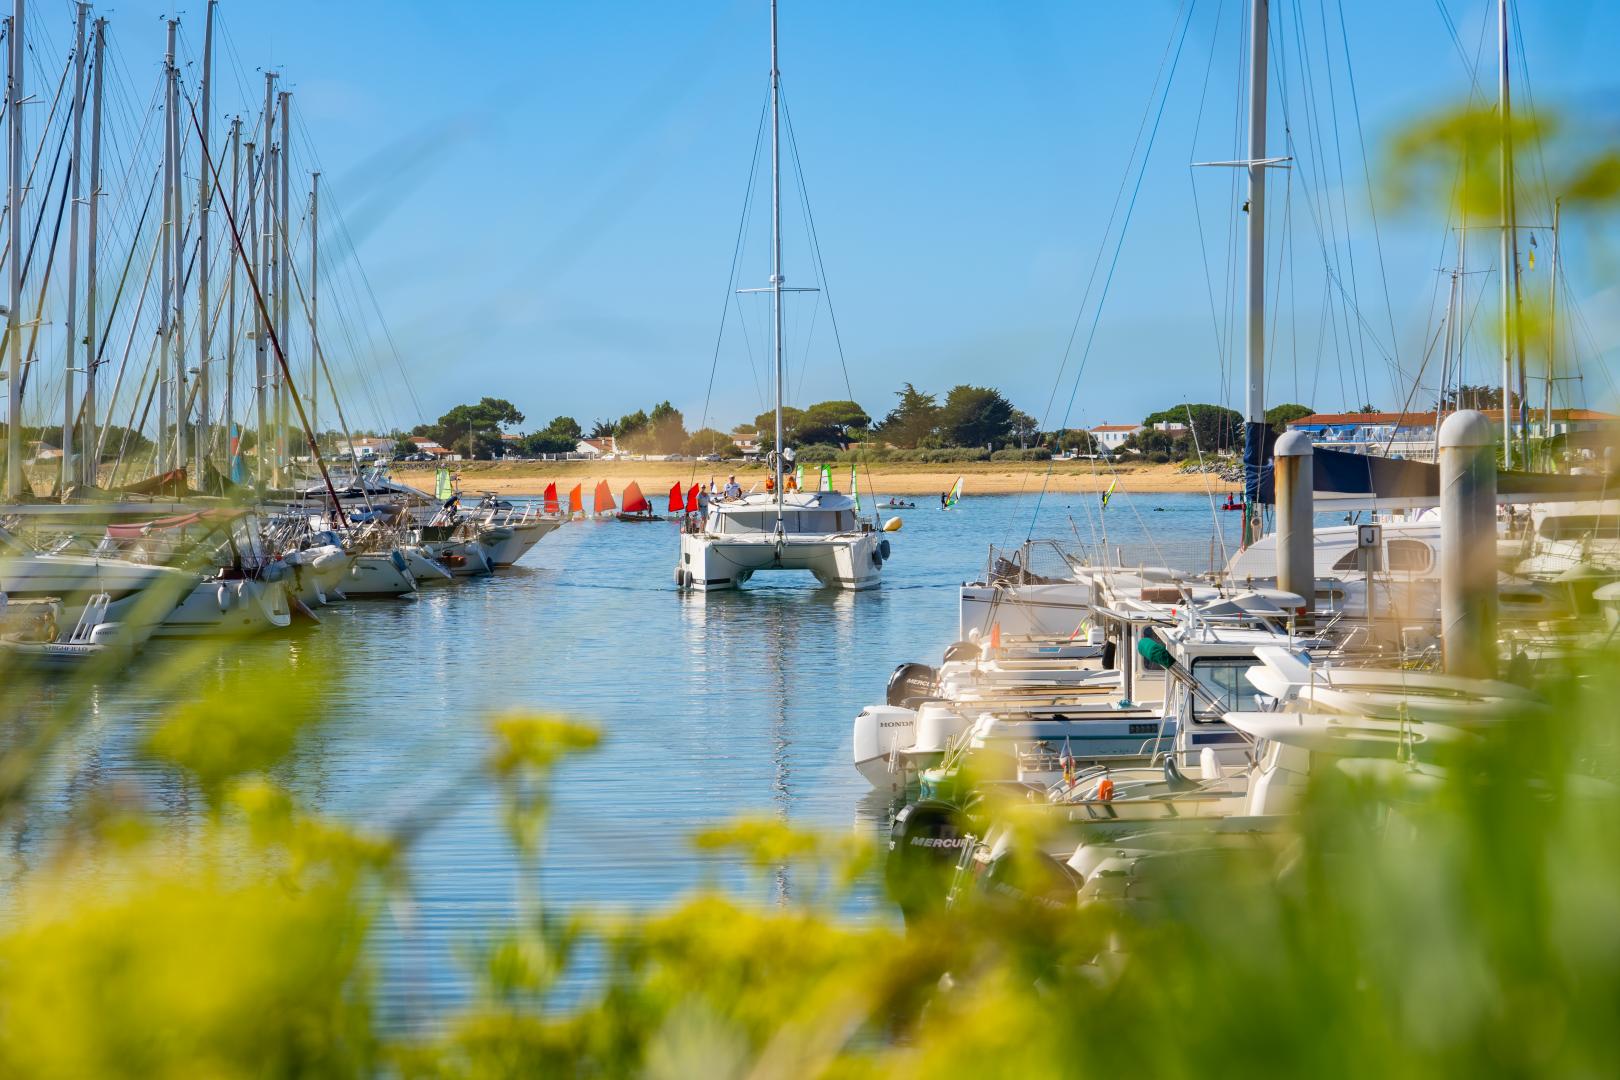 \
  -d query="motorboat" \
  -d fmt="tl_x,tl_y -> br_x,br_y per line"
0,525 -> 197,631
